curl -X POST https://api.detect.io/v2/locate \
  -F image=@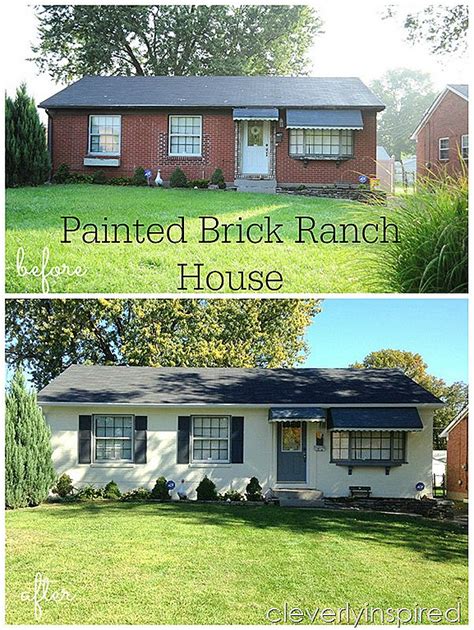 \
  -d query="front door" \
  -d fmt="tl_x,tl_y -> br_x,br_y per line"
241,120 -> 270,175
277,421 -> 307,483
